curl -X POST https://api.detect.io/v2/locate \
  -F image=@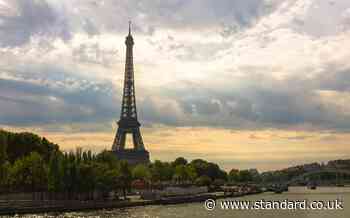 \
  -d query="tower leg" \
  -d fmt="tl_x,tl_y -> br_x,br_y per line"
112,128 -> 126,151
113,126 -> 145,151
132,127 -> 145,150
